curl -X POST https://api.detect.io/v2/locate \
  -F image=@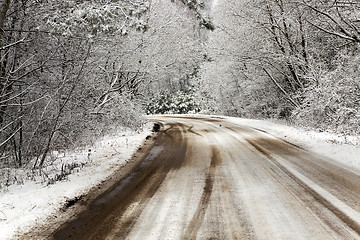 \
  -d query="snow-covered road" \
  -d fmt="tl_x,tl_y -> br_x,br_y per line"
44,115 -> 360,240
